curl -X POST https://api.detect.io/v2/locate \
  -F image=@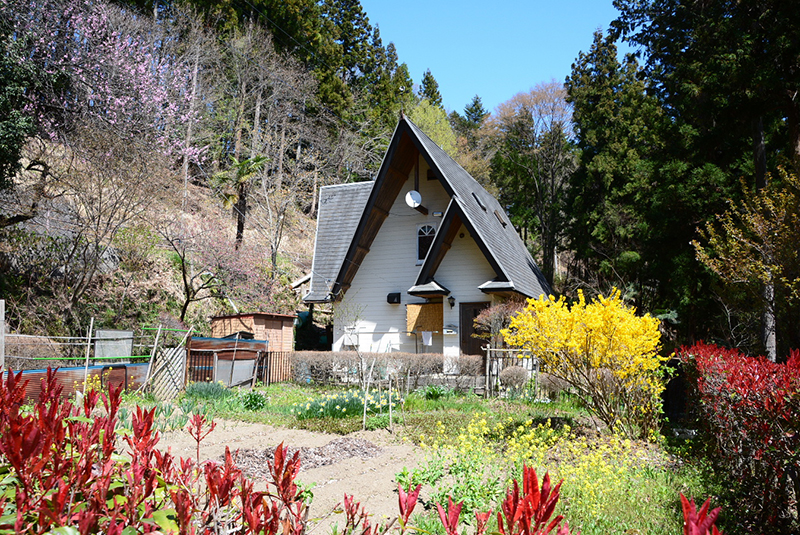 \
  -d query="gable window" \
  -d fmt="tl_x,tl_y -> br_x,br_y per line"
417,224 -> 436,263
